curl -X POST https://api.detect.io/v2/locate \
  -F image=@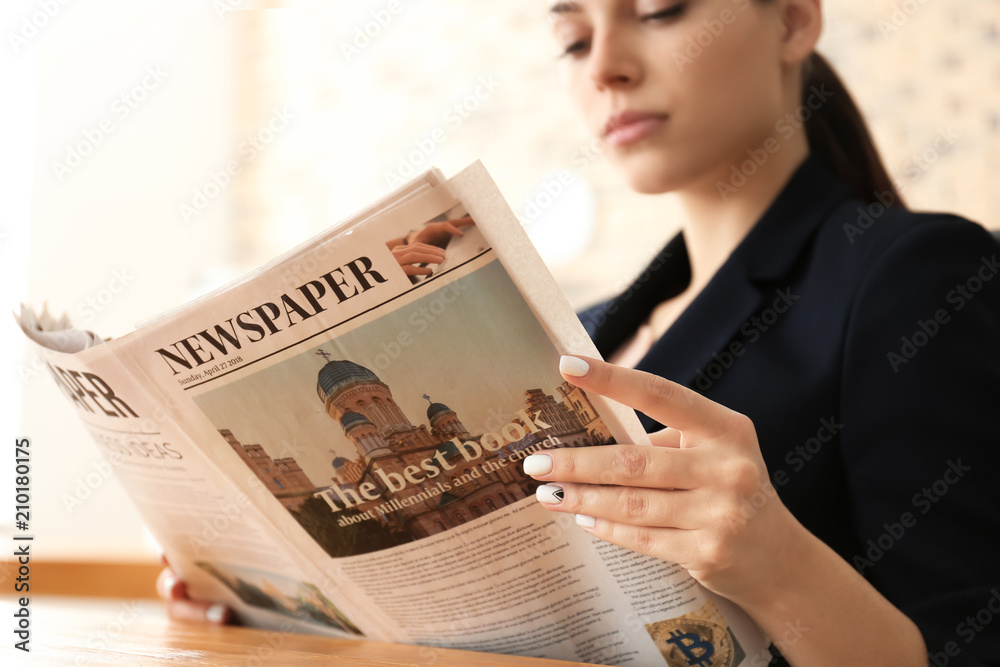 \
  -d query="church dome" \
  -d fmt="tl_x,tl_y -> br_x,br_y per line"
426,402 -> 455,423
331,456 -> 350,469
317,360 -> 381,403
339,410 -> 373,432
